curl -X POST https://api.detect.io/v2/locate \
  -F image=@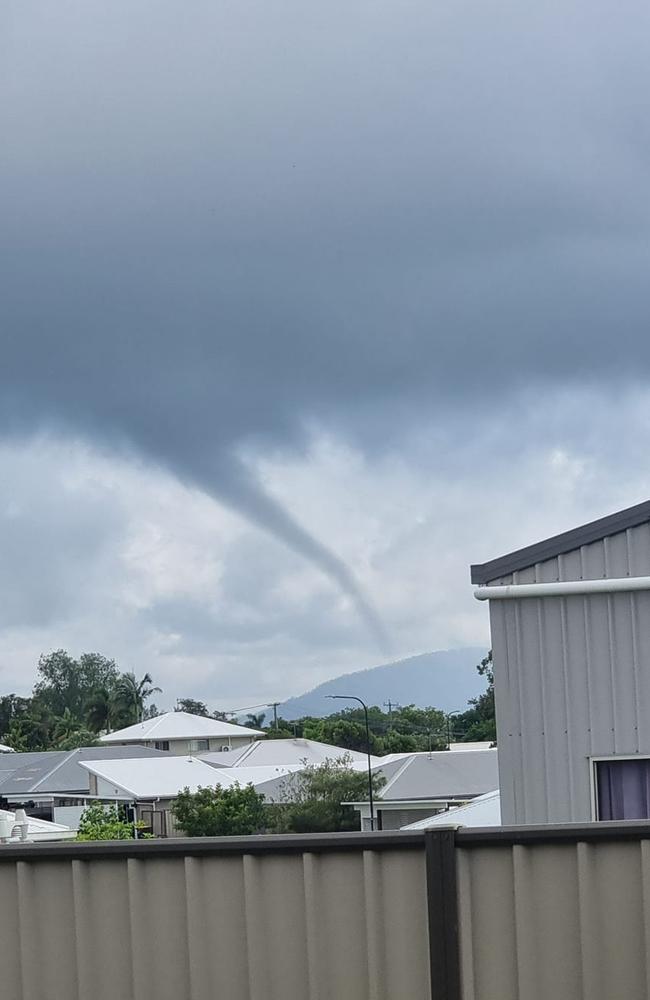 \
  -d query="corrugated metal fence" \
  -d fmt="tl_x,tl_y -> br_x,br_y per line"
2,822 -> 650,1000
